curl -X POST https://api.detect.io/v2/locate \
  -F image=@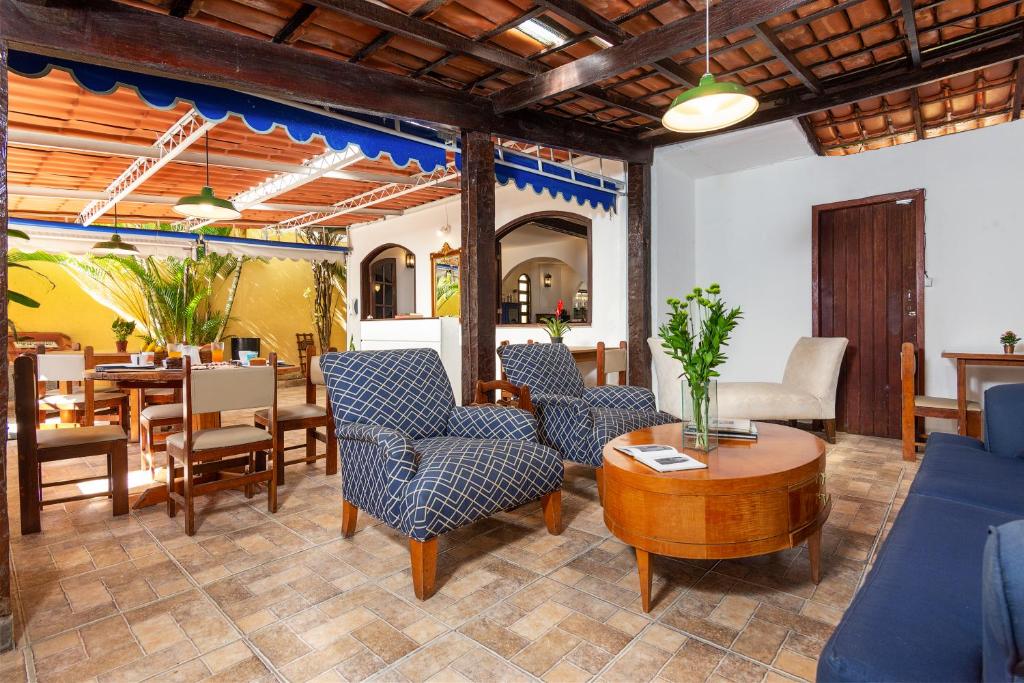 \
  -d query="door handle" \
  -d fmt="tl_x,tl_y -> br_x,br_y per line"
907,311 -> 917,317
